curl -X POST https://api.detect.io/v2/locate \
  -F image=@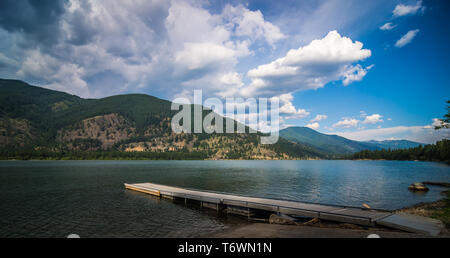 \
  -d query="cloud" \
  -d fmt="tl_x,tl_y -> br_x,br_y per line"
393,1 -> 425,17
239,30 -> 372,98
395,29 -> 420,48
341,64 -> 373,86
222,4 -> 285,47
362,114 -> 383,124
424,118 -> 450,129
276,0 -> 387,46
306,122 -> 320,130
0,53 -> 19,68
0,0 -> 68,46
0,0 -> 284,99
333,118 -> 360,128
311,114 -> 328,123
335,119 -> 450,144
379,22 -> 396,31
275,93 -> 310,119
336,126 -> 449,144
